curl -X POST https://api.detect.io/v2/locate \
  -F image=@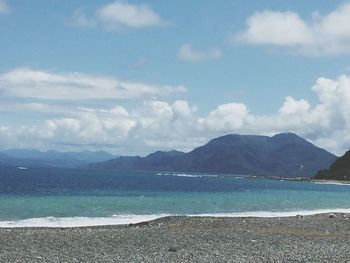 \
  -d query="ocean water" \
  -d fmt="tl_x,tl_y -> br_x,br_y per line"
0,167 -> 349,227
